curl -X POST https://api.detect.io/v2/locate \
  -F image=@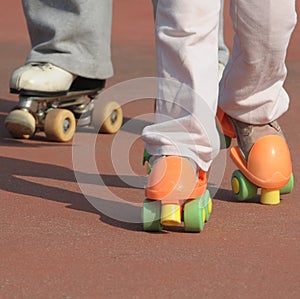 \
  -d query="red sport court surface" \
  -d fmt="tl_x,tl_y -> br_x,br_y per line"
0,1 -> 300,298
